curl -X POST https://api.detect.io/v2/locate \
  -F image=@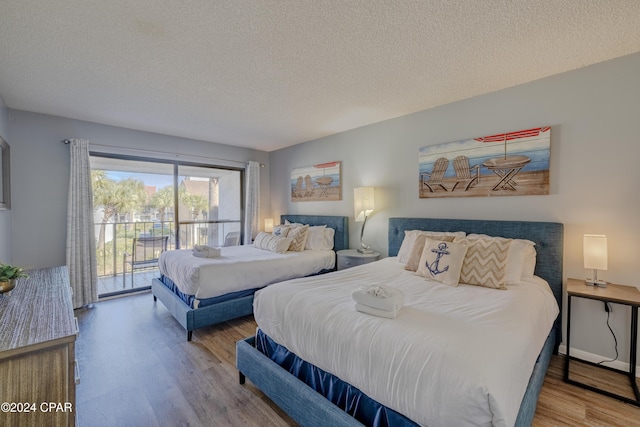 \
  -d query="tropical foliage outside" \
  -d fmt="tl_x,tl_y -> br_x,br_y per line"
92,171 -> 208,277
